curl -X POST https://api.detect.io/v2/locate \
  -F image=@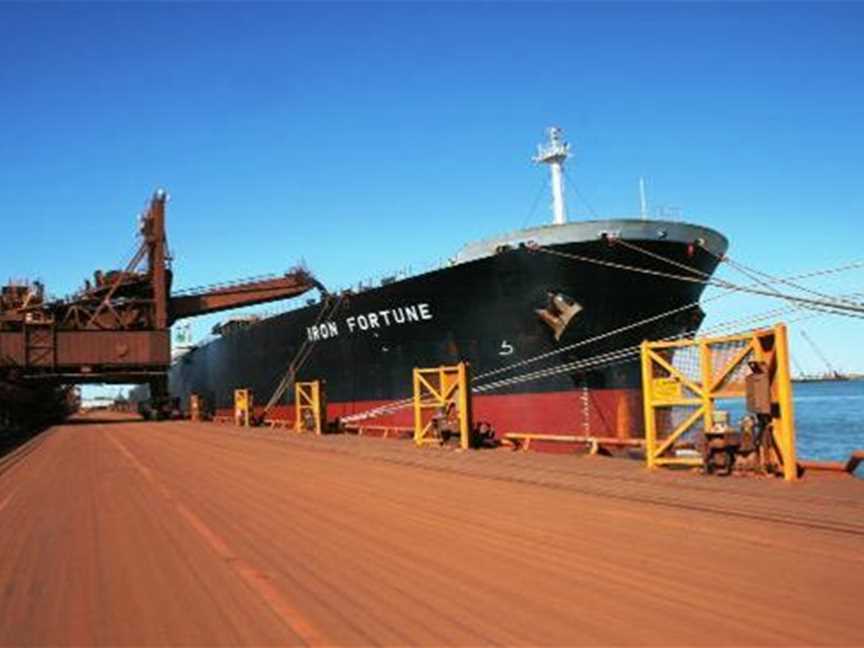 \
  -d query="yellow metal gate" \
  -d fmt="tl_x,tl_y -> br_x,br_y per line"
234,388 -> 252,427
189,393 -> 203,421
640,323 -> 797,480
295,380 -> 324,434
413,363 -> 472,449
